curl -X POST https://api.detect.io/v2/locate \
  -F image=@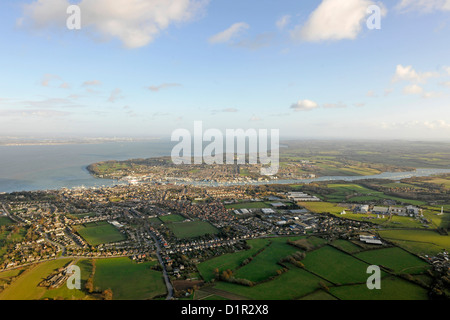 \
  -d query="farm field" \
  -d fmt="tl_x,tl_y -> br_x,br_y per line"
225,202 -> 273,210
0,216 -> 14,226
378,229 -> 449,256
214,264 -> 329,300
93,257 -> 166,300
197,238 -> 271,282
159,214 -> 186,223
301,245 -> 379,285
233,237 -> 306,282
41,259 -> 93,300
299,290 -> 338,300
0,259 -> 72,300
330,239 -> 362,254
330,276 -> 429,300
75,221 -> 126,246
355,247 -> 430,274
323,183 -> 426,206
167,221 -> 219,239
